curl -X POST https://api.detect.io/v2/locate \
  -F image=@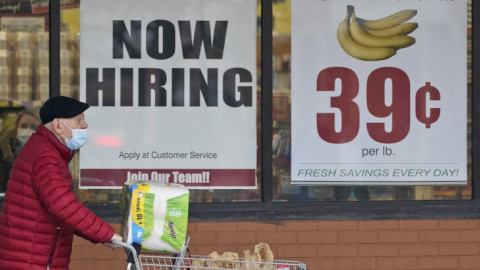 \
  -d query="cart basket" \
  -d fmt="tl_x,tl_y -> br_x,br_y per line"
113,239 -> 307,270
